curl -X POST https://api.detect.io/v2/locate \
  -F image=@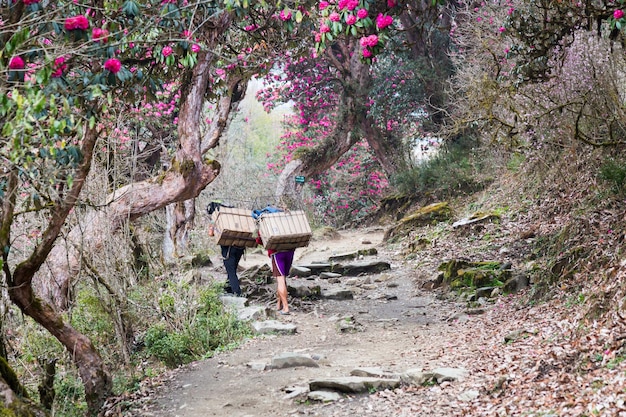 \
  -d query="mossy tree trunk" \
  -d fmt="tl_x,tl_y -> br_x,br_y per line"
1,126 -> 112,415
